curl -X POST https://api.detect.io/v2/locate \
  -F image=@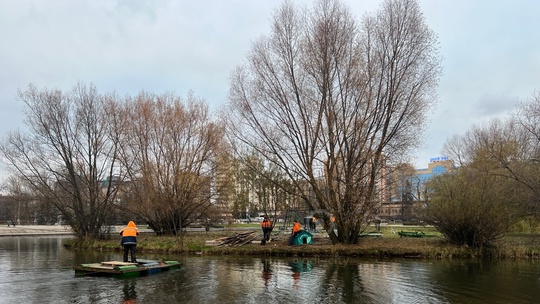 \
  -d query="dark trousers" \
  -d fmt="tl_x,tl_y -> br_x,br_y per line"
123,244 -> 137,263
261,228 -> 272,245
289,232 -> 299,245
